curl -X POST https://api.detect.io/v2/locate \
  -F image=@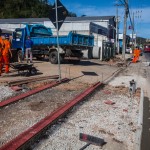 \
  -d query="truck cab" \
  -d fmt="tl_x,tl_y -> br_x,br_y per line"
12,24 -> 52,52
11,24 -> 53,61
12,28 -> 26,52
